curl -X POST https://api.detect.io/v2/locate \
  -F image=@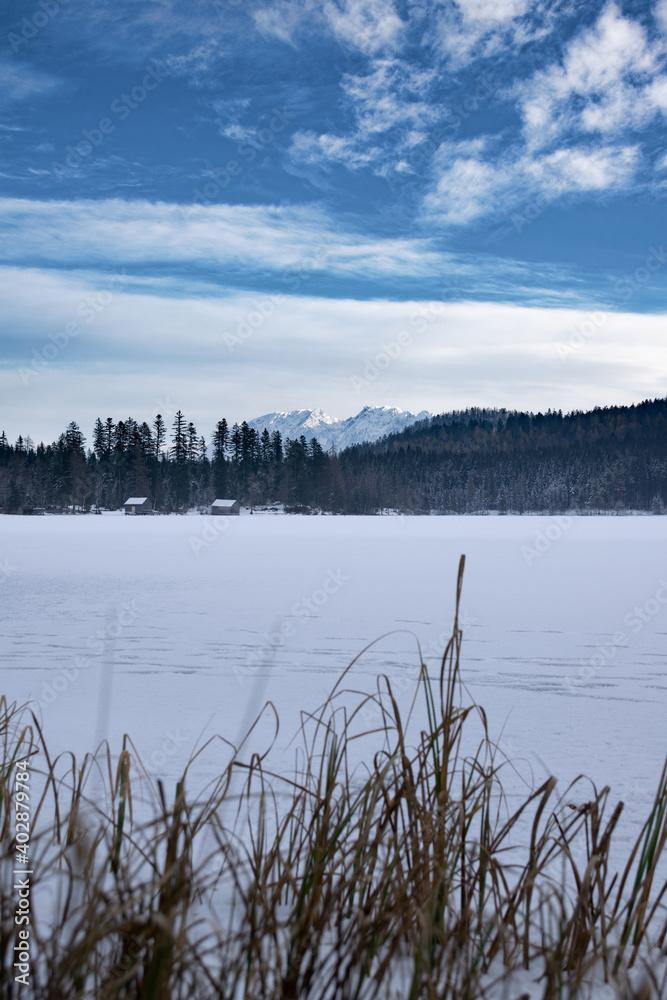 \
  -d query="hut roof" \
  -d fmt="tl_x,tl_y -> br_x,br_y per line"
125,497 -> 149,504
211,499 -> 238,507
